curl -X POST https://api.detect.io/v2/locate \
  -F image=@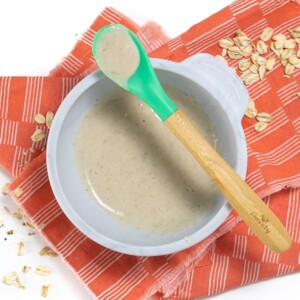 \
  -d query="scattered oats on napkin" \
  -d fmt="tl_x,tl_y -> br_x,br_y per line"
0,1 -> 300,299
